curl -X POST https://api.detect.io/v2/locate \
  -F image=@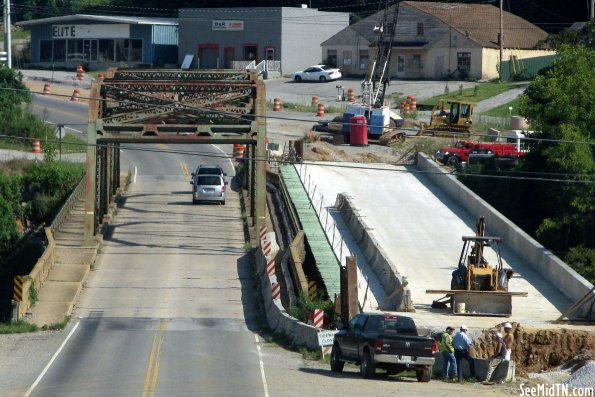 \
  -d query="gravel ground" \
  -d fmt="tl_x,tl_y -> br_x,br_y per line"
564,361 -> 595,389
